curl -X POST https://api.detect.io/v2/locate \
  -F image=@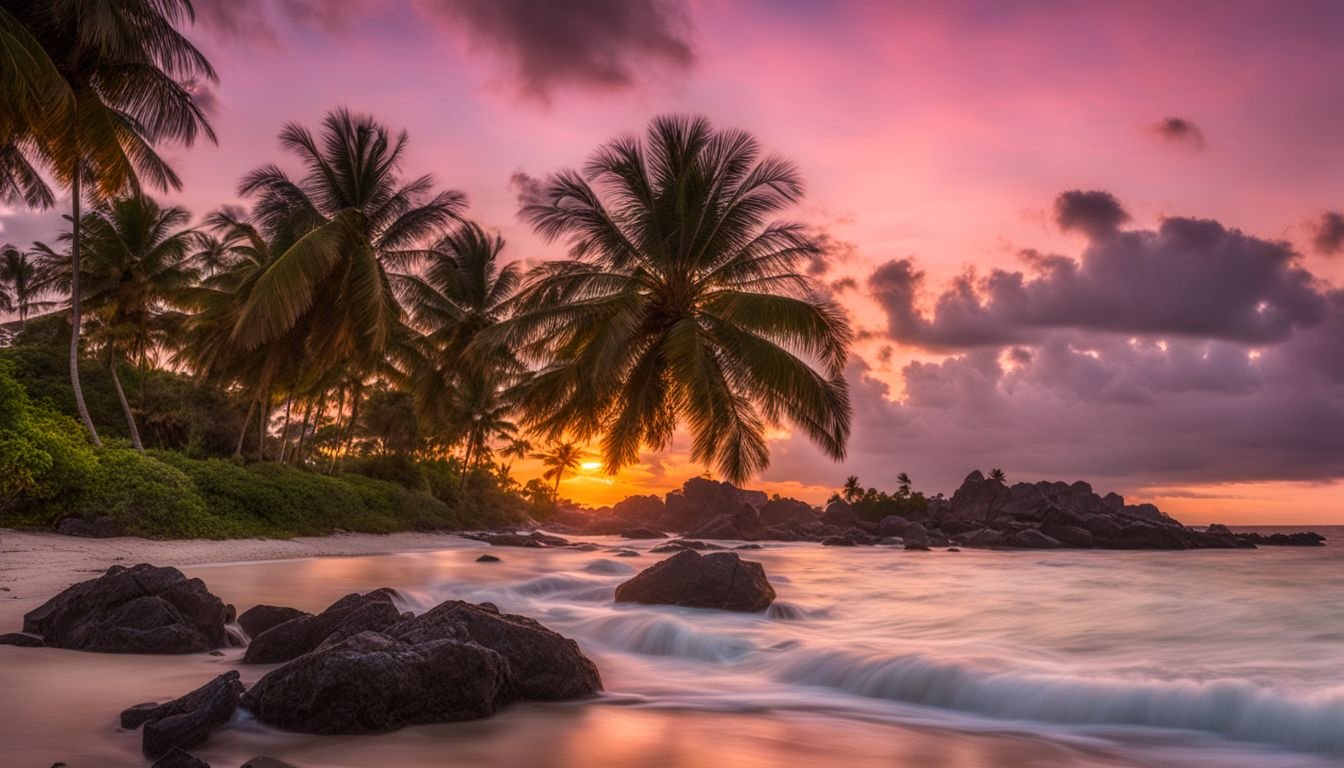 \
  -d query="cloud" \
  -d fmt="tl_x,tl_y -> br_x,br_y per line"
870,192 -> 1326,349
1311,211 -> 1344,255
1054,190 -> 1130,238
419,0 -> 694,103
507,171 -> 546,211
1150,116 -> 1207,149
194,0 -> 366,43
